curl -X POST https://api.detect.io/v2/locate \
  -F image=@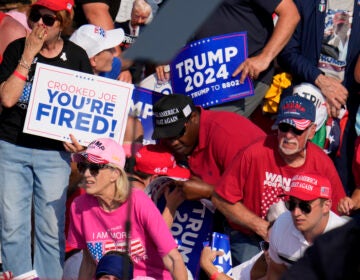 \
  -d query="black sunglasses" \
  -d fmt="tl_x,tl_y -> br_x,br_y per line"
259,241 -> 269,251
29,10 -> 58,27
77,162 -> 112,177
278,123 -> 308,136
285,199 -> 313,214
